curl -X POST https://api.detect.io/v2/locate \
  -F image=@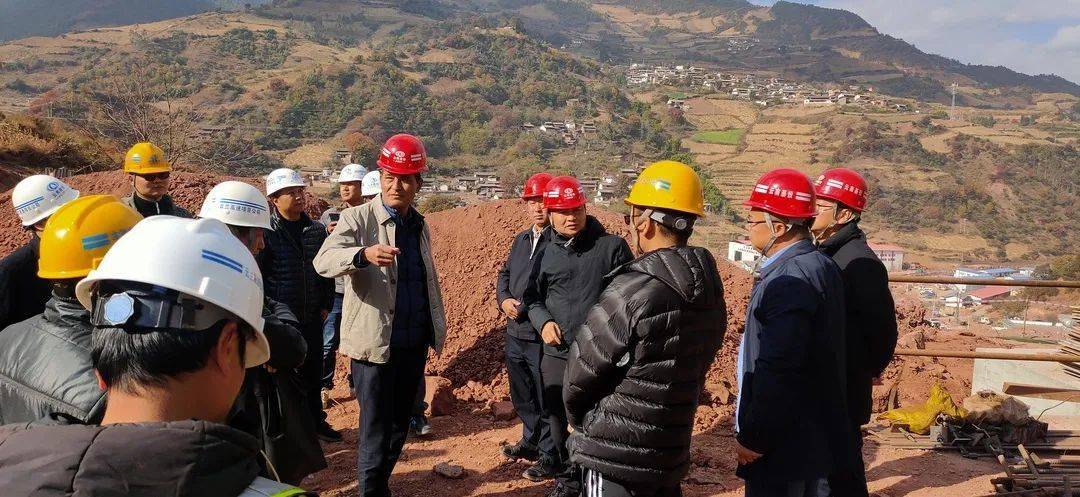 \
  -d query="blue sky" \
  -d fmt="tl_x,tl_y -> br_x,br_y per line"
750,0 -> 1080,85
